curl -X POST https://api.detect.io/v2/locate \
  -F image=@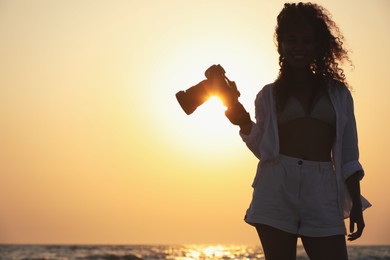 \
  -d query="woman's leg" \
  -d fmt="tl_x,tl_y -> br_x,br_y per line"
255,224 -> 298,260
301,235 -> 348,260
